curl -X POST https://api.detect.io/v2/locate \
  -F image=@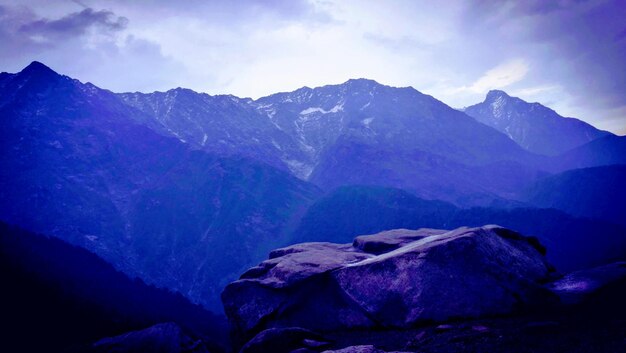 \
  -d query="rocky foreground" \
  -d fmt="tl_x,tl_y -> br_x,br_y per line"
86,225 -> 626,352
219,225 -> 626,353
223,226 -> 556,339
